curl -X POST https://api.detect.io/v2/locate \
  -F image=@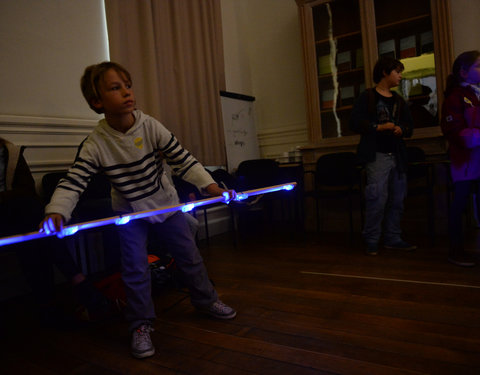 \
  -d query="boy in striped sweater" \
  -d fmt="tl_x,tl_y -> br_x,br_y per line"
40,62 -> 236,359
